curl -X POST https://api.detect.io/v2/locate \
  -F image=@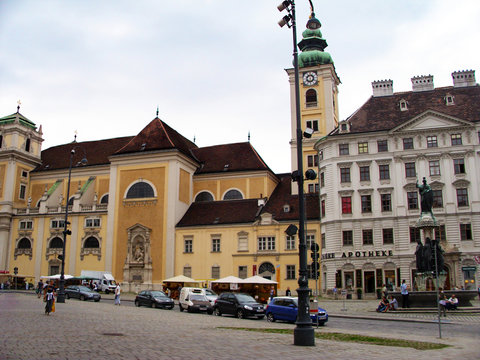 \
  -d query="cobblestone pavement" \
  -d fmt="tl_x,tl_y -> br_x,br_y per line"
1,292 -> 479,360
